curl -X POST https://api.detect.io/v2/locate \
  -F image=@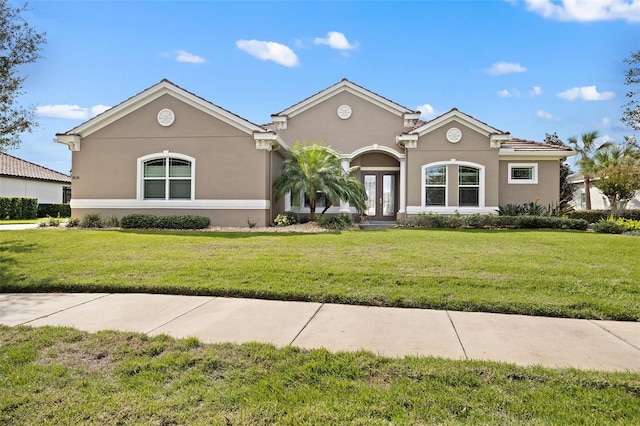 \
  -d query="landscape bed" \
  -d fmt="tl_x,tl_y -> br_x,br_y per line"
1,228 -> 639,321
